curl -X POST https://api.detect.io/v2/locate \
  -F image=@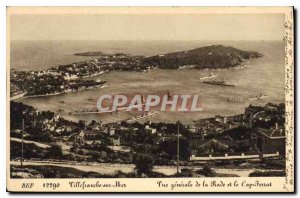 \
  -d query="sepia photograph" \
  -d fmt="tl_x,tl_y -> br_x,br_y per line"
6,7 -> 294,192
